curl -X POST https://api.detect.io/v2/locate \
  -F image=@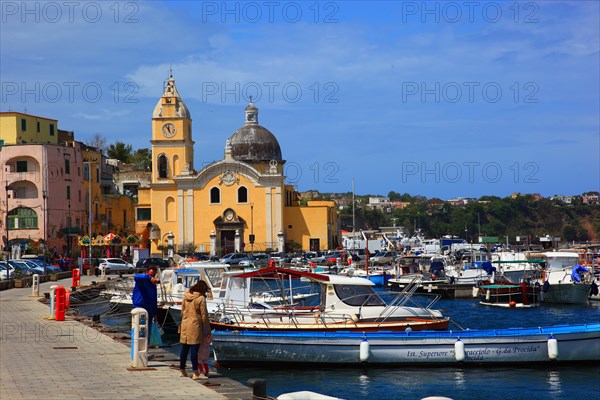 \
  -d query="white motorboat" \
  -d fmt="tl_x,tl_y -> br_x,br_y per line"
491,251 -> 542,282
211,266 -> 449,332
539,252 -> 593,304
